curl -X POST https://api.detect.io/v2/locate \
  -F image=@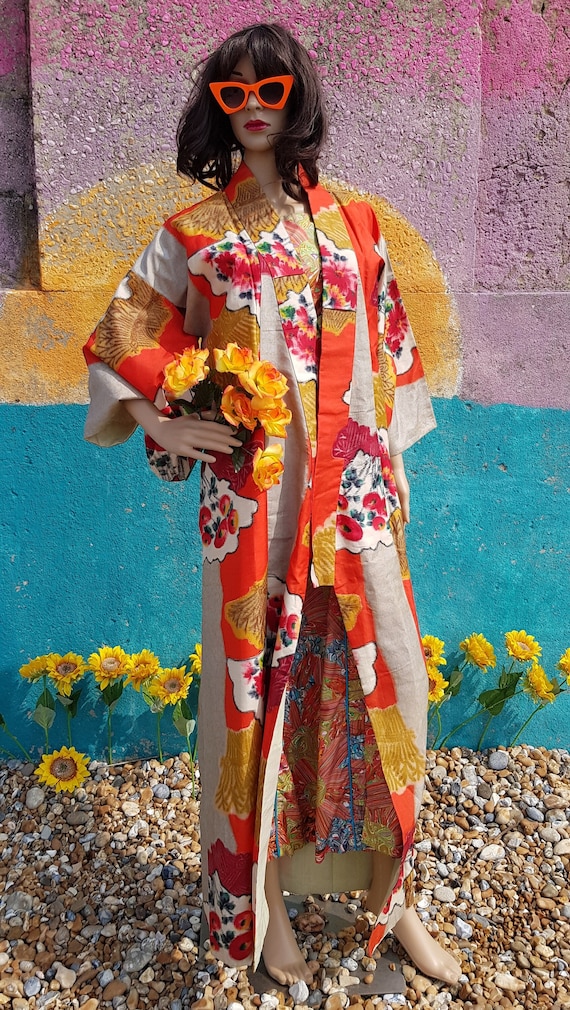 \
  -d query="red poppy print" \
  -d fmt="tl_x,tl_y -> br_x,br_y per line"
233,909 -> 254,931
337,514 -> 363,541
228,930 -> 254,961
